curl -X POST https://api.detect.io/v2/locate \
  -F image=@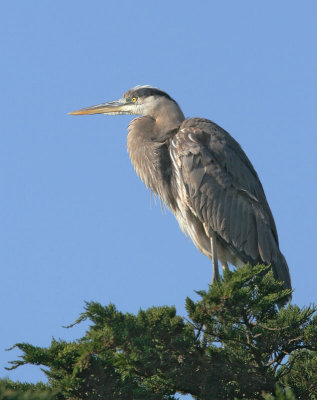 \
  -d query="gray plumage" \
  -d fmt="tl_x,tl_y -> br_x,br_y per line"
70,85 -> 291,292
